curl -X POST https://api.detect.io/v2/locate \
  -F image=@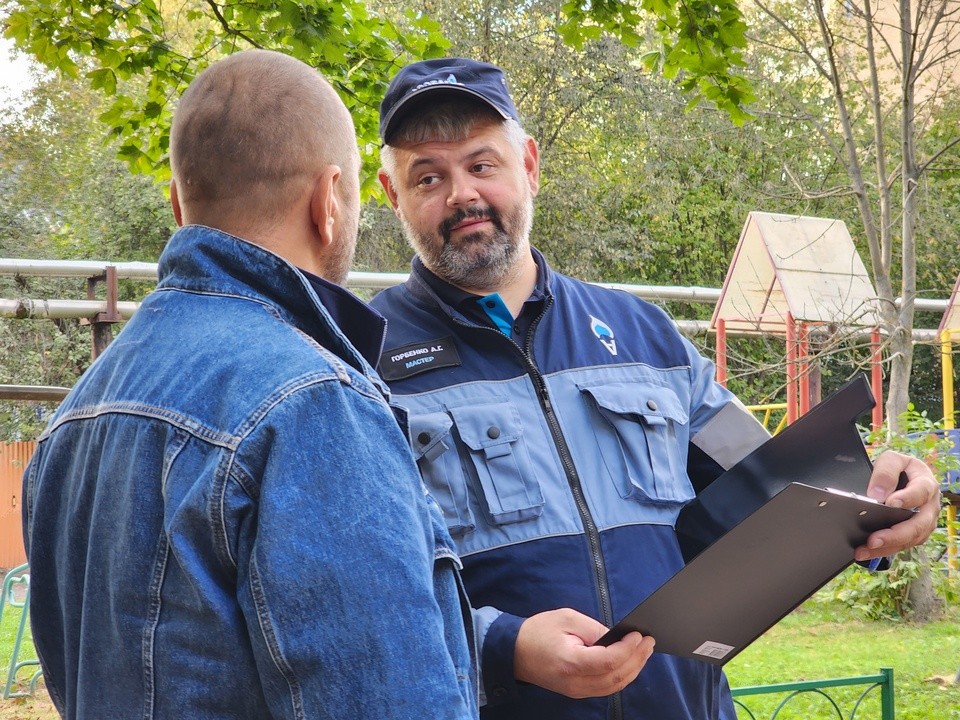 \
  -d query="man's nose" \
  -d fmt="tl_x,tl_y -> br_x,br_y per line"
446,171 -> 480,207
